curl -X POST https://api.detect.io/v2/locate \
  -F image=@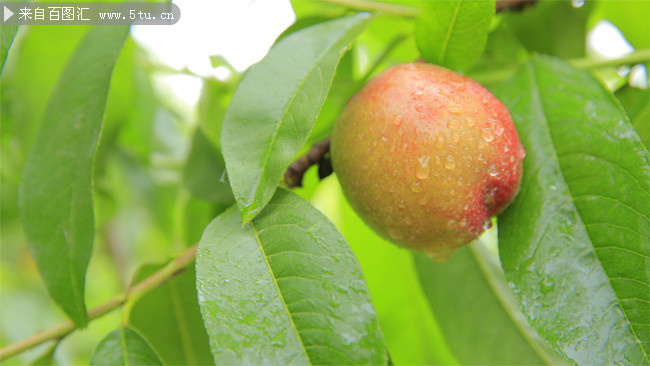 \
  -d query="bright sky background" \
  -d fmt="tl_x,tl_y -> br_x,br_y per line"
131,0 -> 646,111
